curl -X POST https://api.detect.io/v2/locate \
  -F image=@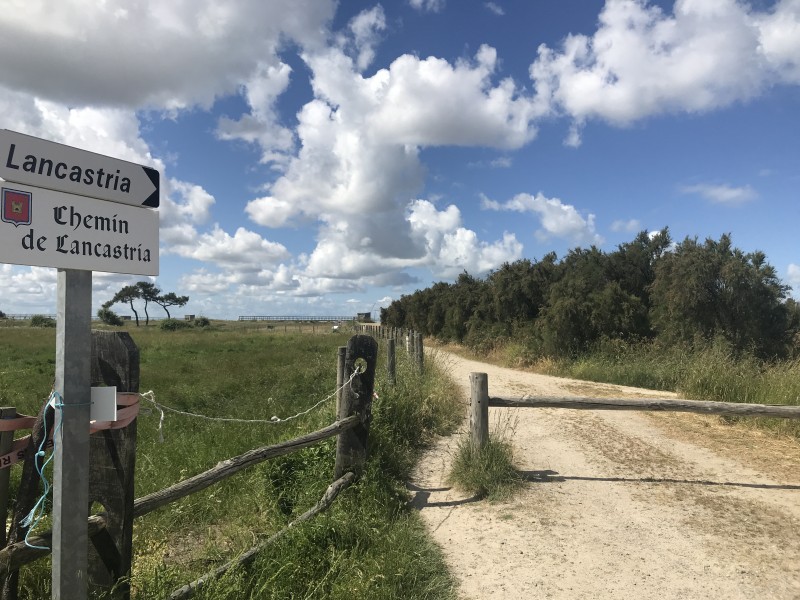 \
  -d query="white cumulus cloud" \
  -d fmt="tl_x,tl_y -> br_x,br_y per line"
485,2 -> 505,16
0,0 -> 335,110
611,219 -> 642,233
244,44 -> 538,283
409,0 -> 446,13
482,192 -> 604,246
168,225 -> 290,272
530,0 -> 800,143
787,263 -> 800,292
682,183 -> 758,204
